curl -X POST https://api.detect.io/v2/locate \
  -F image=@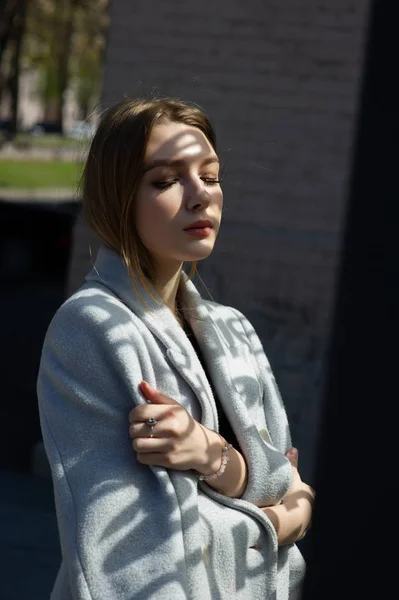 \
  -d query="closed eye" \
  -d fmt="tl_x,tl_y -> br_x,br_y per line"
201,177 -> 221,186
152,177 -> 221,190
152,180 -> 178,190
